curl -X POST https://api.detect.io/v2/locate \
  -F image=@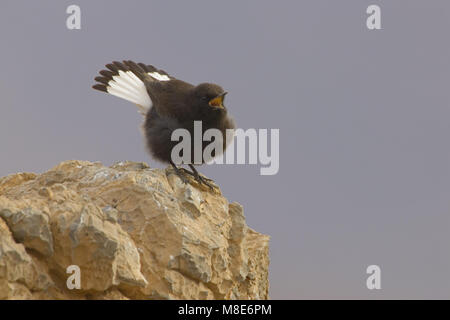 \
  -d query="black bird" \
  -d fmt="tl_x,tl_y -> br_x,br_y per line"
92,60 -> 235,189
